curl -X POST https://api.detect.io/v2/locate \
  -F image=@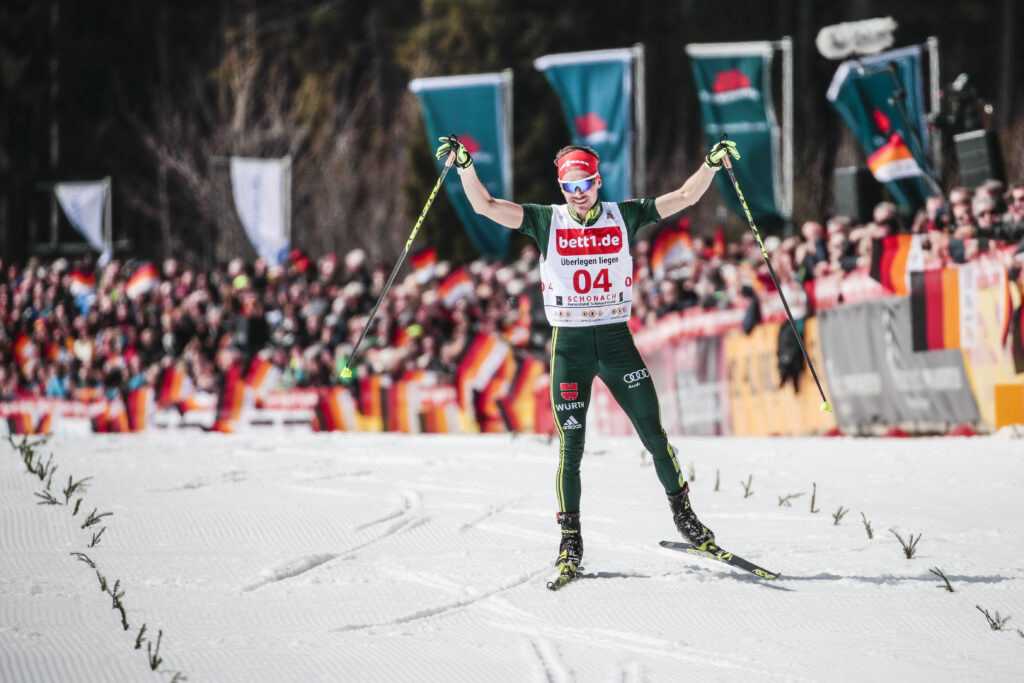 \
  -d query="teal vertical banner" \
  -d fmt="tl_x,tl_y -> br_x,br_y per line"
409,73 -> 512,260
687,42 -> 784,232
827,46 -> 933,211
534,49 -> 634,201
